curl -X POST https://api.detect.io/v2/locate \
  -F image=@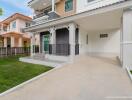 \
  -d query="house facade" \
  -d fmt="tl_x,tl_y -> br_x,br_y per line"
77,0 -> 124,13
0,13 -> 32,47
24,0 -> 132,68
